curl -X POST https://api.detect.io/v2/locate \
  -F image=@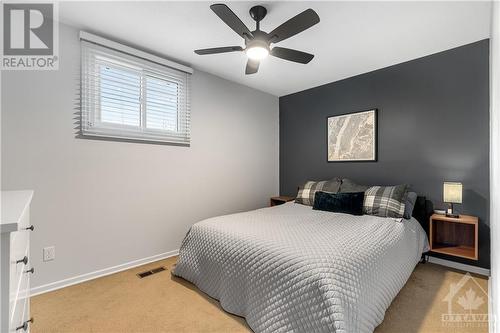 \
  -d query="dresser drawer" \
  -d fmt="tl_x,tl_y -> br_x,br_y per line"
1,190 -> 34,333
9,230 -> 30,301
9,295 -> 29,332
10,265 -> 30,312
13,208 -> 30,231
